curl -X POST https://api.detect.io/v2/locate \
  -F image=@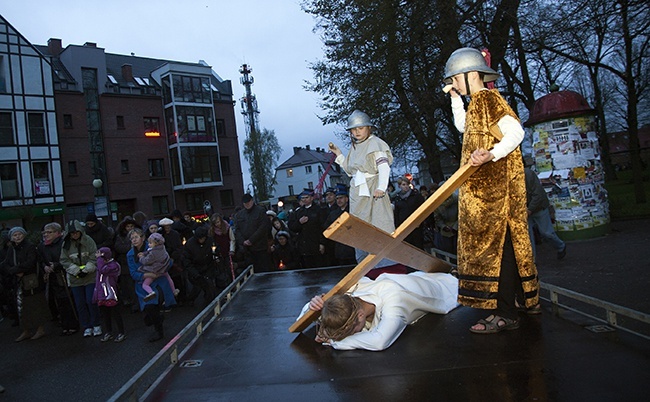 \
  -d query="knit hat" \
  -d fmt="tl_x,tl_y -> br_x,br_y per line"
85,213 -> 98,223
158,217 -> 174,226
276,230 -> 290,240
266,210 -> 277,217
242,193 -> 253,203
194,226 -> 208,239
98,247 -> 113,259
9,227 -> 27,237
148,232 -> 165,245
